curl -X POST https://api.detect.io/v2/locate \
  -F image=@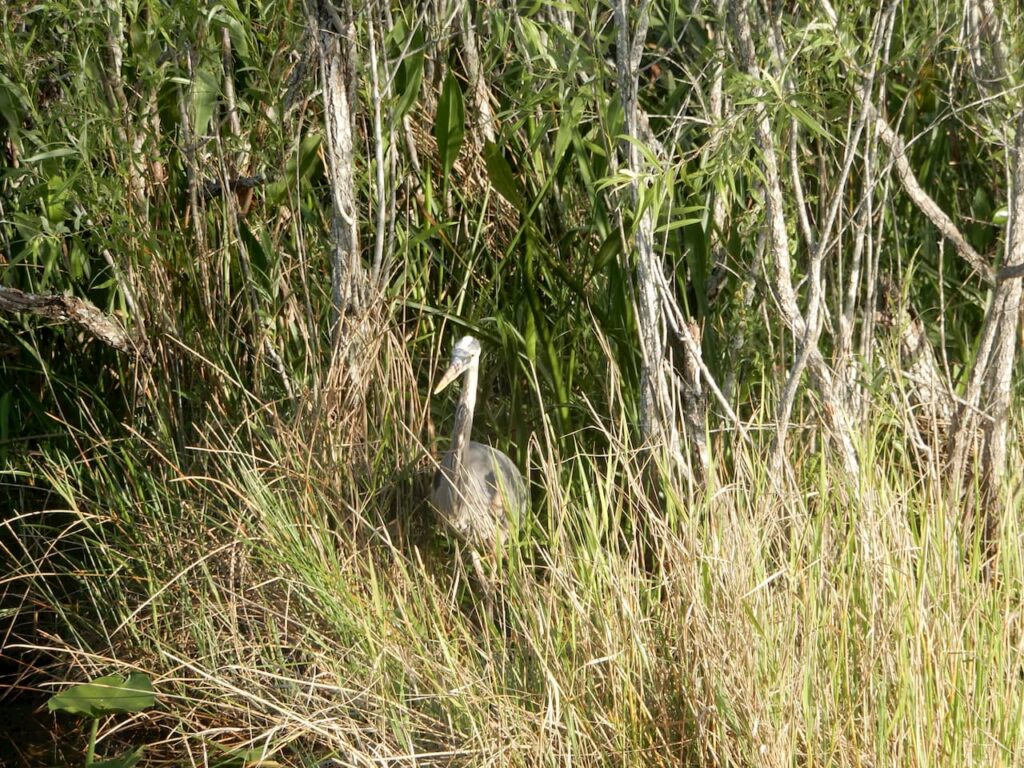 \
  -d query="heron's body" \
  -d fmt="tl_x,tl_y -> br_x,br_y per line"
432,441 -> 525,550
431,336 -> 526,555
